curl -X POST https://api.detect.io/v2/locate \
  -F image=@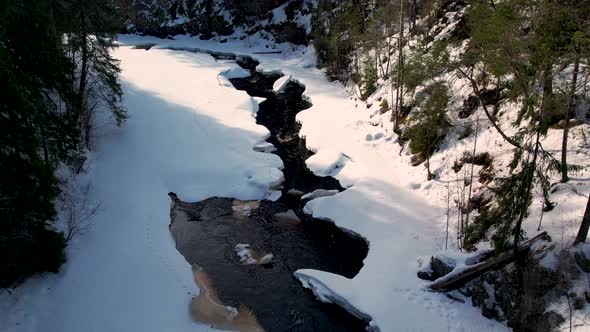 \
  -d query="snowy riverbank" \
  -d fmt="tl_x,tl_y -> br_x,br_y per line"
0,42 -> 283,332
0,33 -> 545,331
